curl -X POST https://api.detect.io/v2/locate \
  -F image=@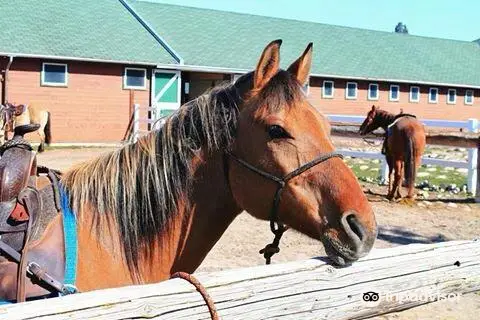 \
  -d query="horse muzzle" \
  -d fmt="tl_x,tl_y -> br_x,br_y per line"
322,210 -> 377,266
